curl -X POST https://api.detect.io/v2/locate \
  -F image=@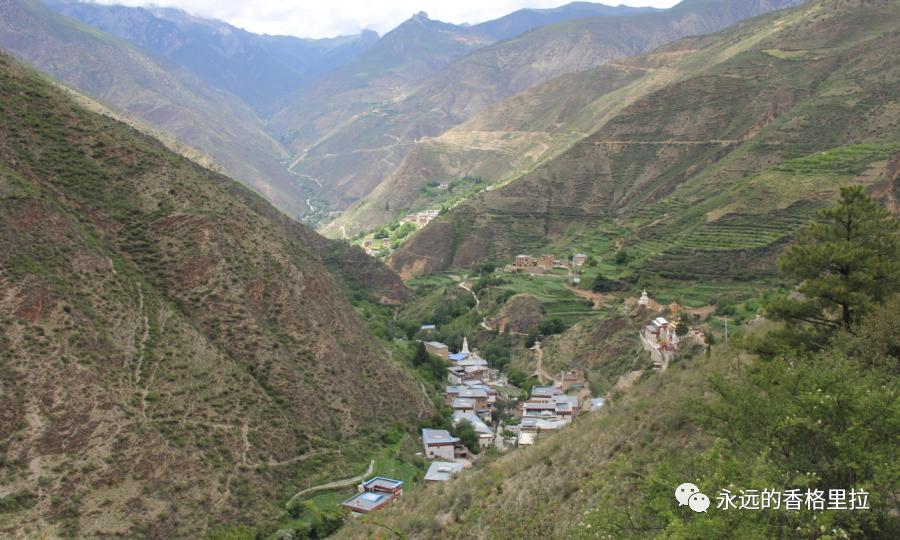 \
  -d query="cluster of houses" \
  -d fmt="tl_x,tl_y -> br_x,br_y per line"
510,384 -> 583,446
426,337 -> 500,385
508,253 -> 588,275
361,238 -> 383,257
342,339 -> 609,516
636,290 -> 703,370
401,209 -> 440,227
418,338 -> 508,483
